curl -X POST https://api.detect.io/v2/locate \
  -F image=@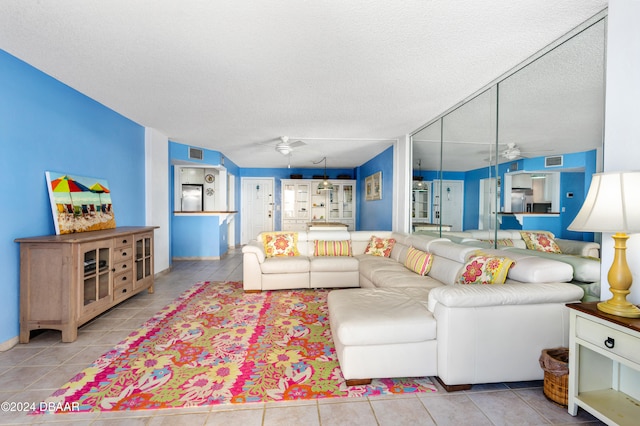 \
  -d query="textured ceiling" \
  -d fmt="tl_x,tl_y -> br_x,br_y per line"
0,0 -> 608,168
